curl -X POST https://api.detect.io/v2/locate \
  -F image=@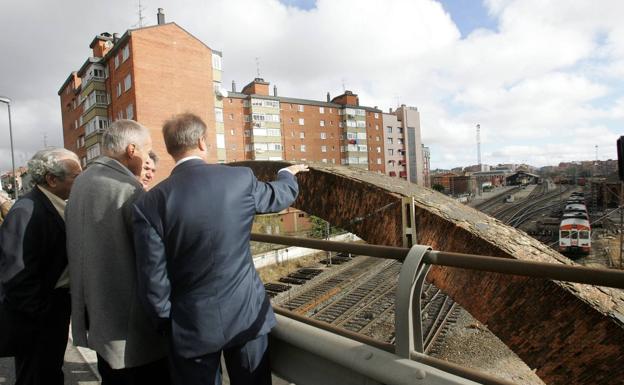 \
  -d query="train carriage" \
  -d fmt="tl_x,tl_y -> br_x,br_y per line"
559,217 -> 591,256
